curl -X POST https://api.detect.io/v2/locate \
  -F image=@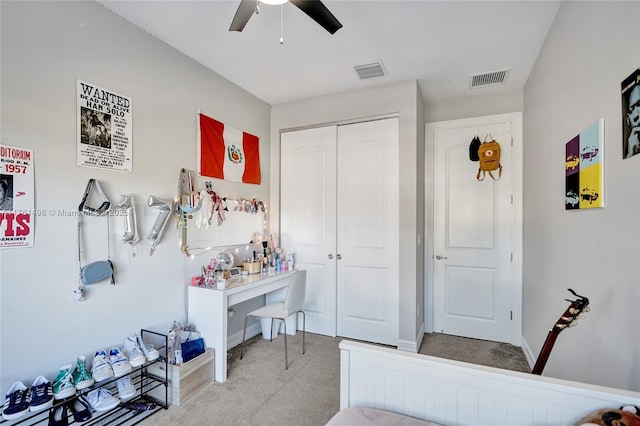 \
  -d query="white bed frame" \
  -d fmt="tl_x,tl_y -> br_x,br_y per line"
339,340 -> 640,426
